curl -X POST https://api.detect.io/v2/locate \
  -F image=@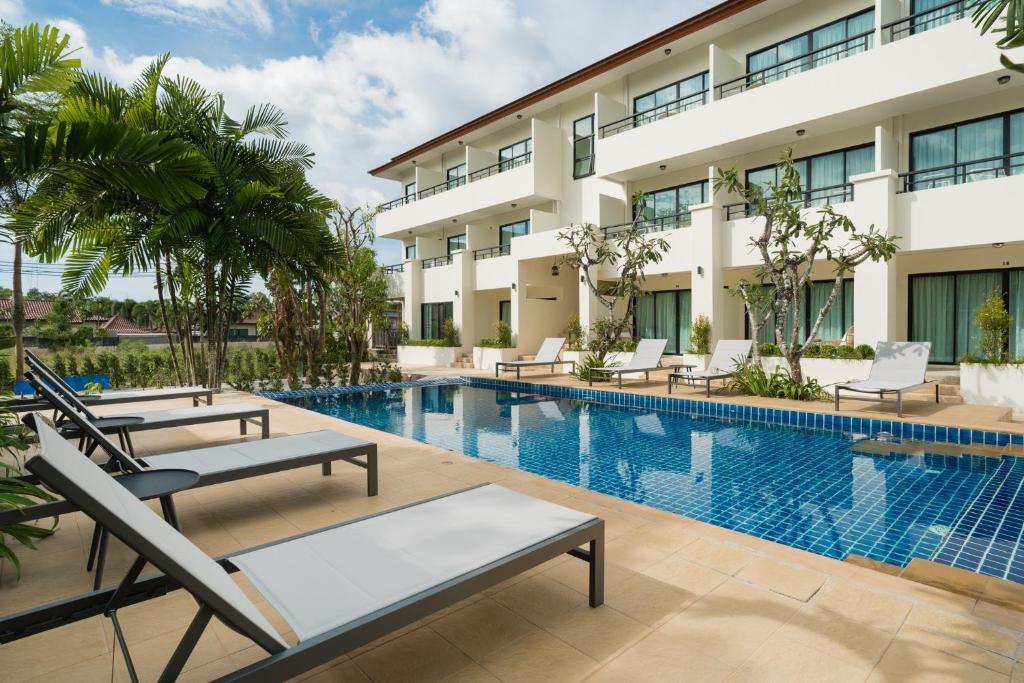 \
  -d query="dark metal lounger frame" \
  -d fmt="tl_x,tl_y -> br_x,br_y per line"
495,358 -> 576,380
833,381 -> 939,418
0,483 -> 604,683
667,371 -> 731,397
11,350 -> 215,412
588,365 -> 660,389
25,370 -> 270,451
